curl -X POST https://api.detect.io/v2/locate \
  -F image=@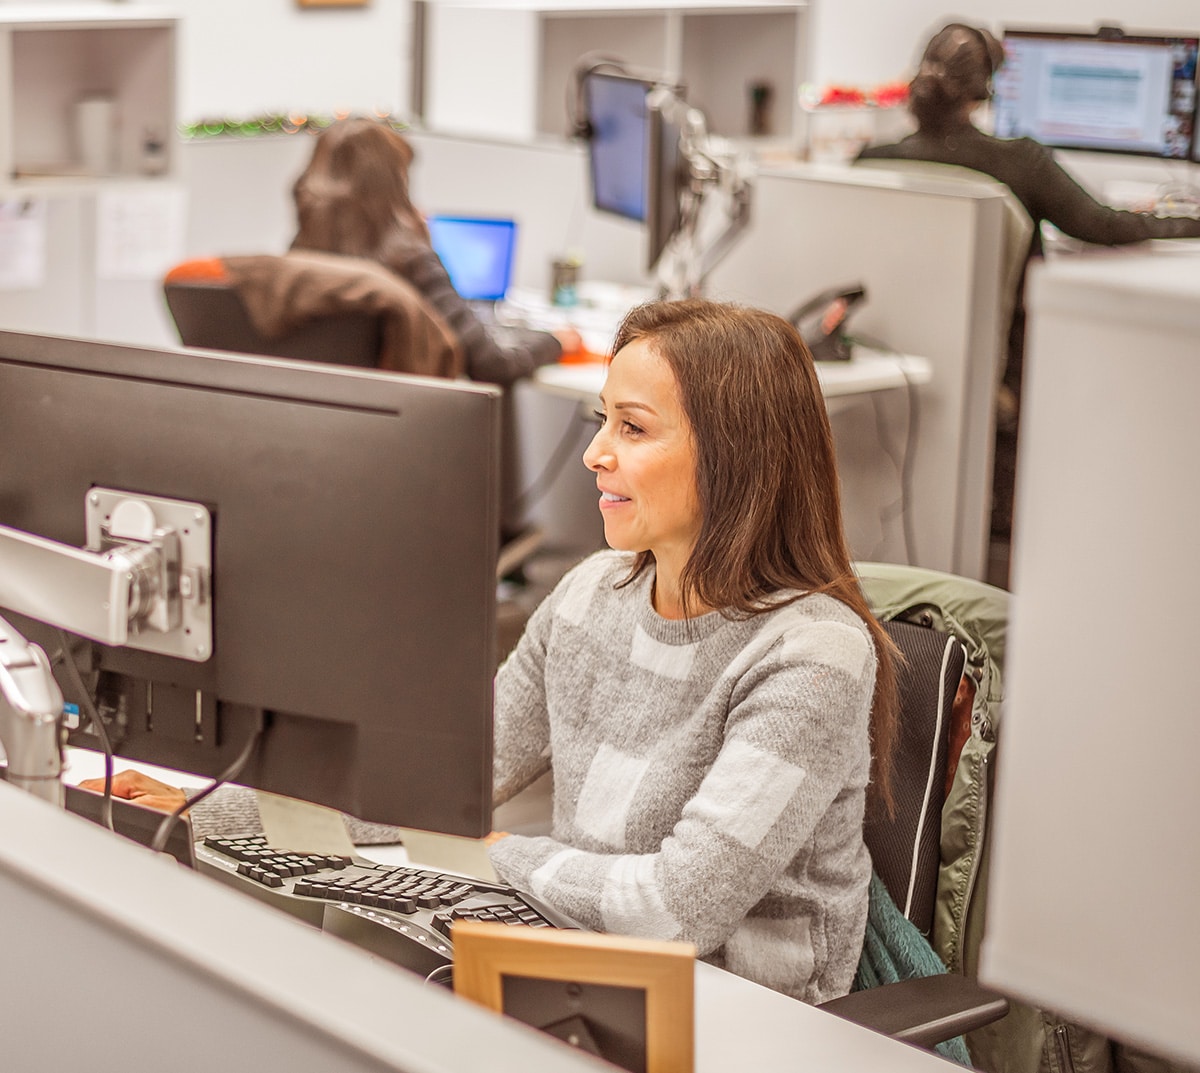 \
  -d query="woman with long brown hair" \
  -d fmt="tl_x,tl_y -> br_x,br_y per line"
489,297 -> 898,1003
291,117 -> 572,385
